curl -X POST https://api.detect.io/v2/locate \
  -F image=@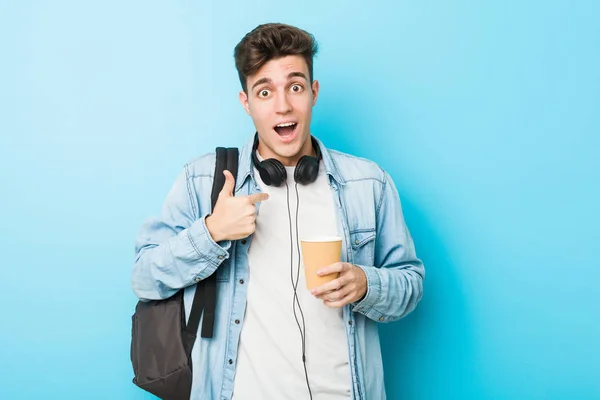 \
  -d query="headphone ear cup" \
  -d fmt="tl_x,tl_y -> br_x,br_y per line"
294,156 -> 319,185
260,159 -> 287,187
